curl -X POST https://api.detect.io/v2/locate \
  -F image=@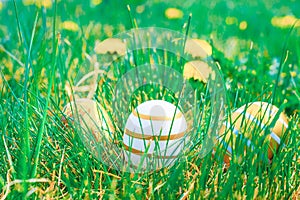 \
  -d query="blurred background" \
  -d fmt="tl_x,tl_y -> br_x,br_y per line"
0,0 -> 299,114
